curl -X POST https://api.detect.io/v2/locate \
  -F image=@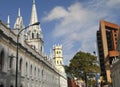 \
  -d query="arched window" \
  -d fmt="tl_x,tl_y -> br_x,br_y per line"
19,58 -> 22,73
57,60 -> 59,64
37,33 -> 39,38
30,65 -> 32,76
32,33 -> 34,39
34,67 -> 36,78
41,46 -> 42,52
38,68 -> 39,77
0,50 -> 4,71
9,55 -> 13,69
26,62 -> 28,76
